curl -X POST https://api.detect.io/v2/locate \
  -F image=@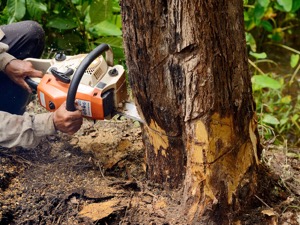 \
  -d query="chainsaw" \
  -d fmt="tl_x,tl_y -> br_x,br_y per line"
25,43 -> 142,122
